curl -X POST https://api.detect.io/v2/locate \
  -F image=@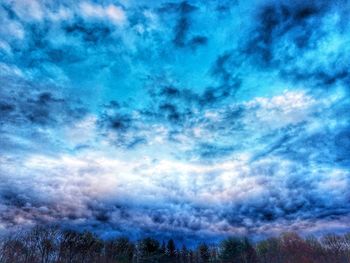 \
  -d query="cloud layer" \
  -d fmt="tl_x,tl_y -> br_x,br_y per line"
1,0 -> 350,243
